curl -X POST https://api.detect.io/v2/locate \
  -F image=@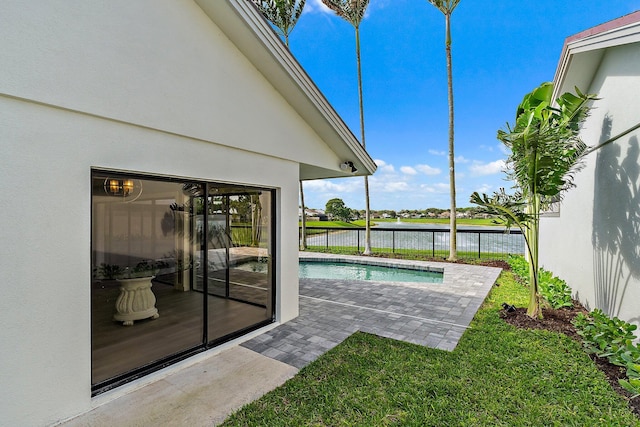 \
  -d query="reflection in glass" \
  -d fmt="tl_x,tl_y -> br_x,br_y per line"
91,172 -> 274,391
